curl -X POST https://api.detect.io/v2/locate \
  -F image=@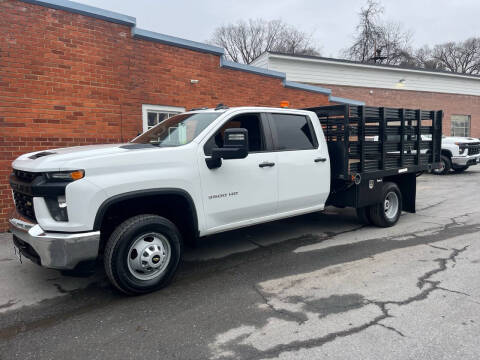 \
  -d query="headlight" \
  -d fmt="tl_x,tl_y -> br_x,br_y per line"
45,195 -> 69,221
45,170 -> 84,181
